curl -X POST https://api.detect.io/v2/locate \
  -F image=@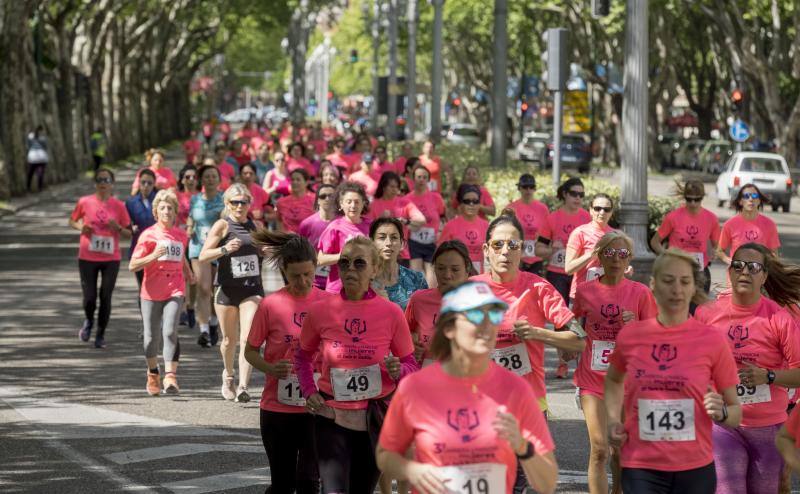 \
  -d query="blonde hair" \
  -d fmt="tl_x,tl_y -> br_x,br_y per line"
222,183 -> 253,218
152,189 -> 179,222
593,230 -> 634,257
145,148 -> 165,166
342,235 -> 381,268
652,248 -> 708,306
